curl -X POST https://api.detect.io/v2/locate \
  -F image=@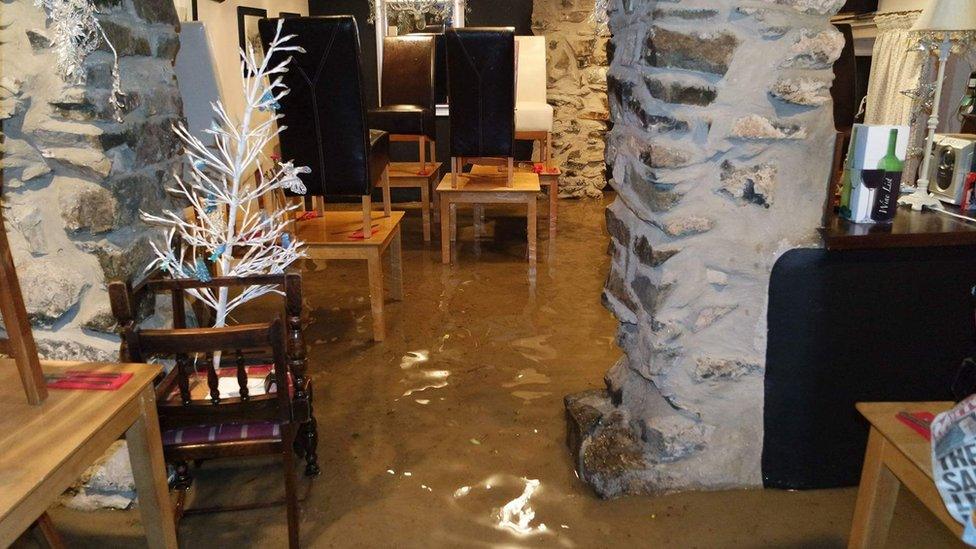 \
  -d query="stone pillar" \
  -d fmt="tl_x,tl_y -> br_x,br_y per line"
566,0 -> 843,497
532,0 -> 610,198
1,0 -> 183,360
